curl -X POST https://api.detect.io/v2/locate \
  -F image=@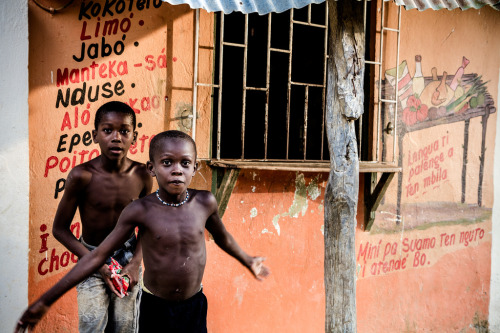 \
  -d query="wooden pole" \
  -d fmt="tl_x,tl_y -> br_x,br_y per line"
324,0 -> 364,331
